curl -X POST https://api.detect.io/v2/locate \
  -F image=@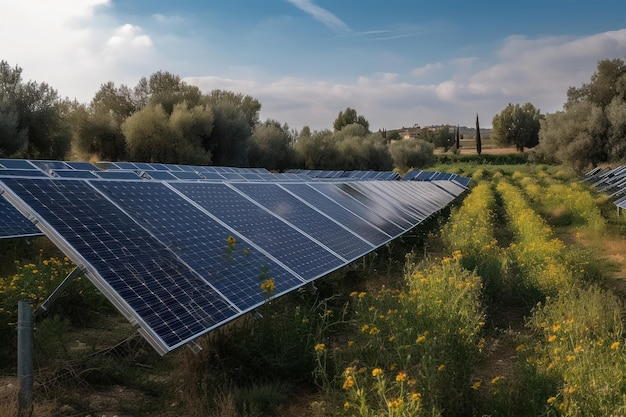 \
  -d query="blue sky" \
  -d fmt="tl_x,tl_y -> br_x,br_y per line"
2,1 -> 626,131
